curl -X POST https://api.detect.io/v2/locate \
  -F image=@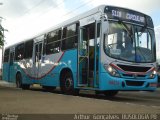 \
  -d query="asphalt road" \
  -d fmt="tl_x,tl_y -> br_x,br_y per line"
0,81 -> 160,115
